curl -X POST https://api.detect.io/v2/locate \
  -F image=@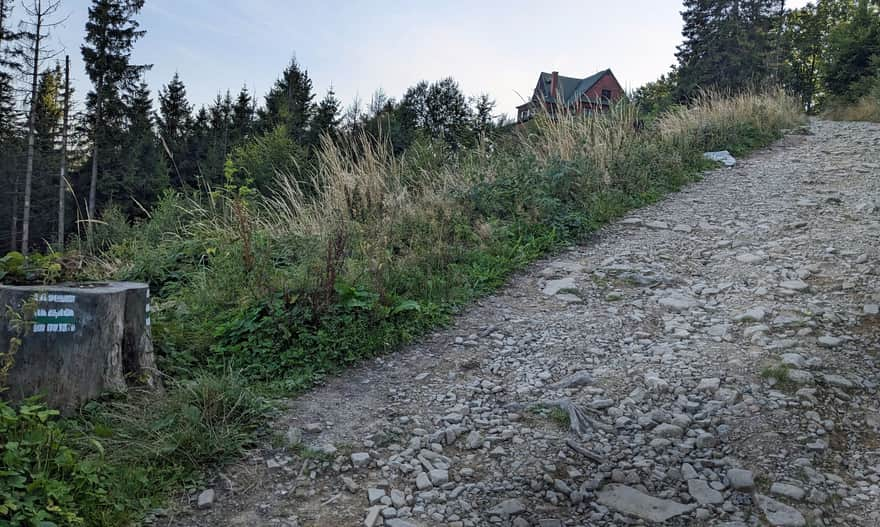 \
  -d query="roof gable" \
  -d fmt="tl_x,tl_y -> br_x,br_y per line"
533,69 -> 615,104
